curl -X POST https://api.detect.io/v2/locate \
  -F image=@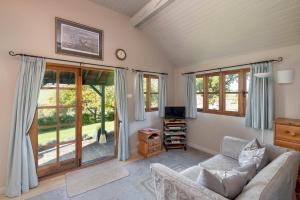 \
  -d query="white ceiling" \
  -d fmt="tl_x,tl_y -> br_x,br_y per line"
90,0 -> 150,17
92,0 -> 300,67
